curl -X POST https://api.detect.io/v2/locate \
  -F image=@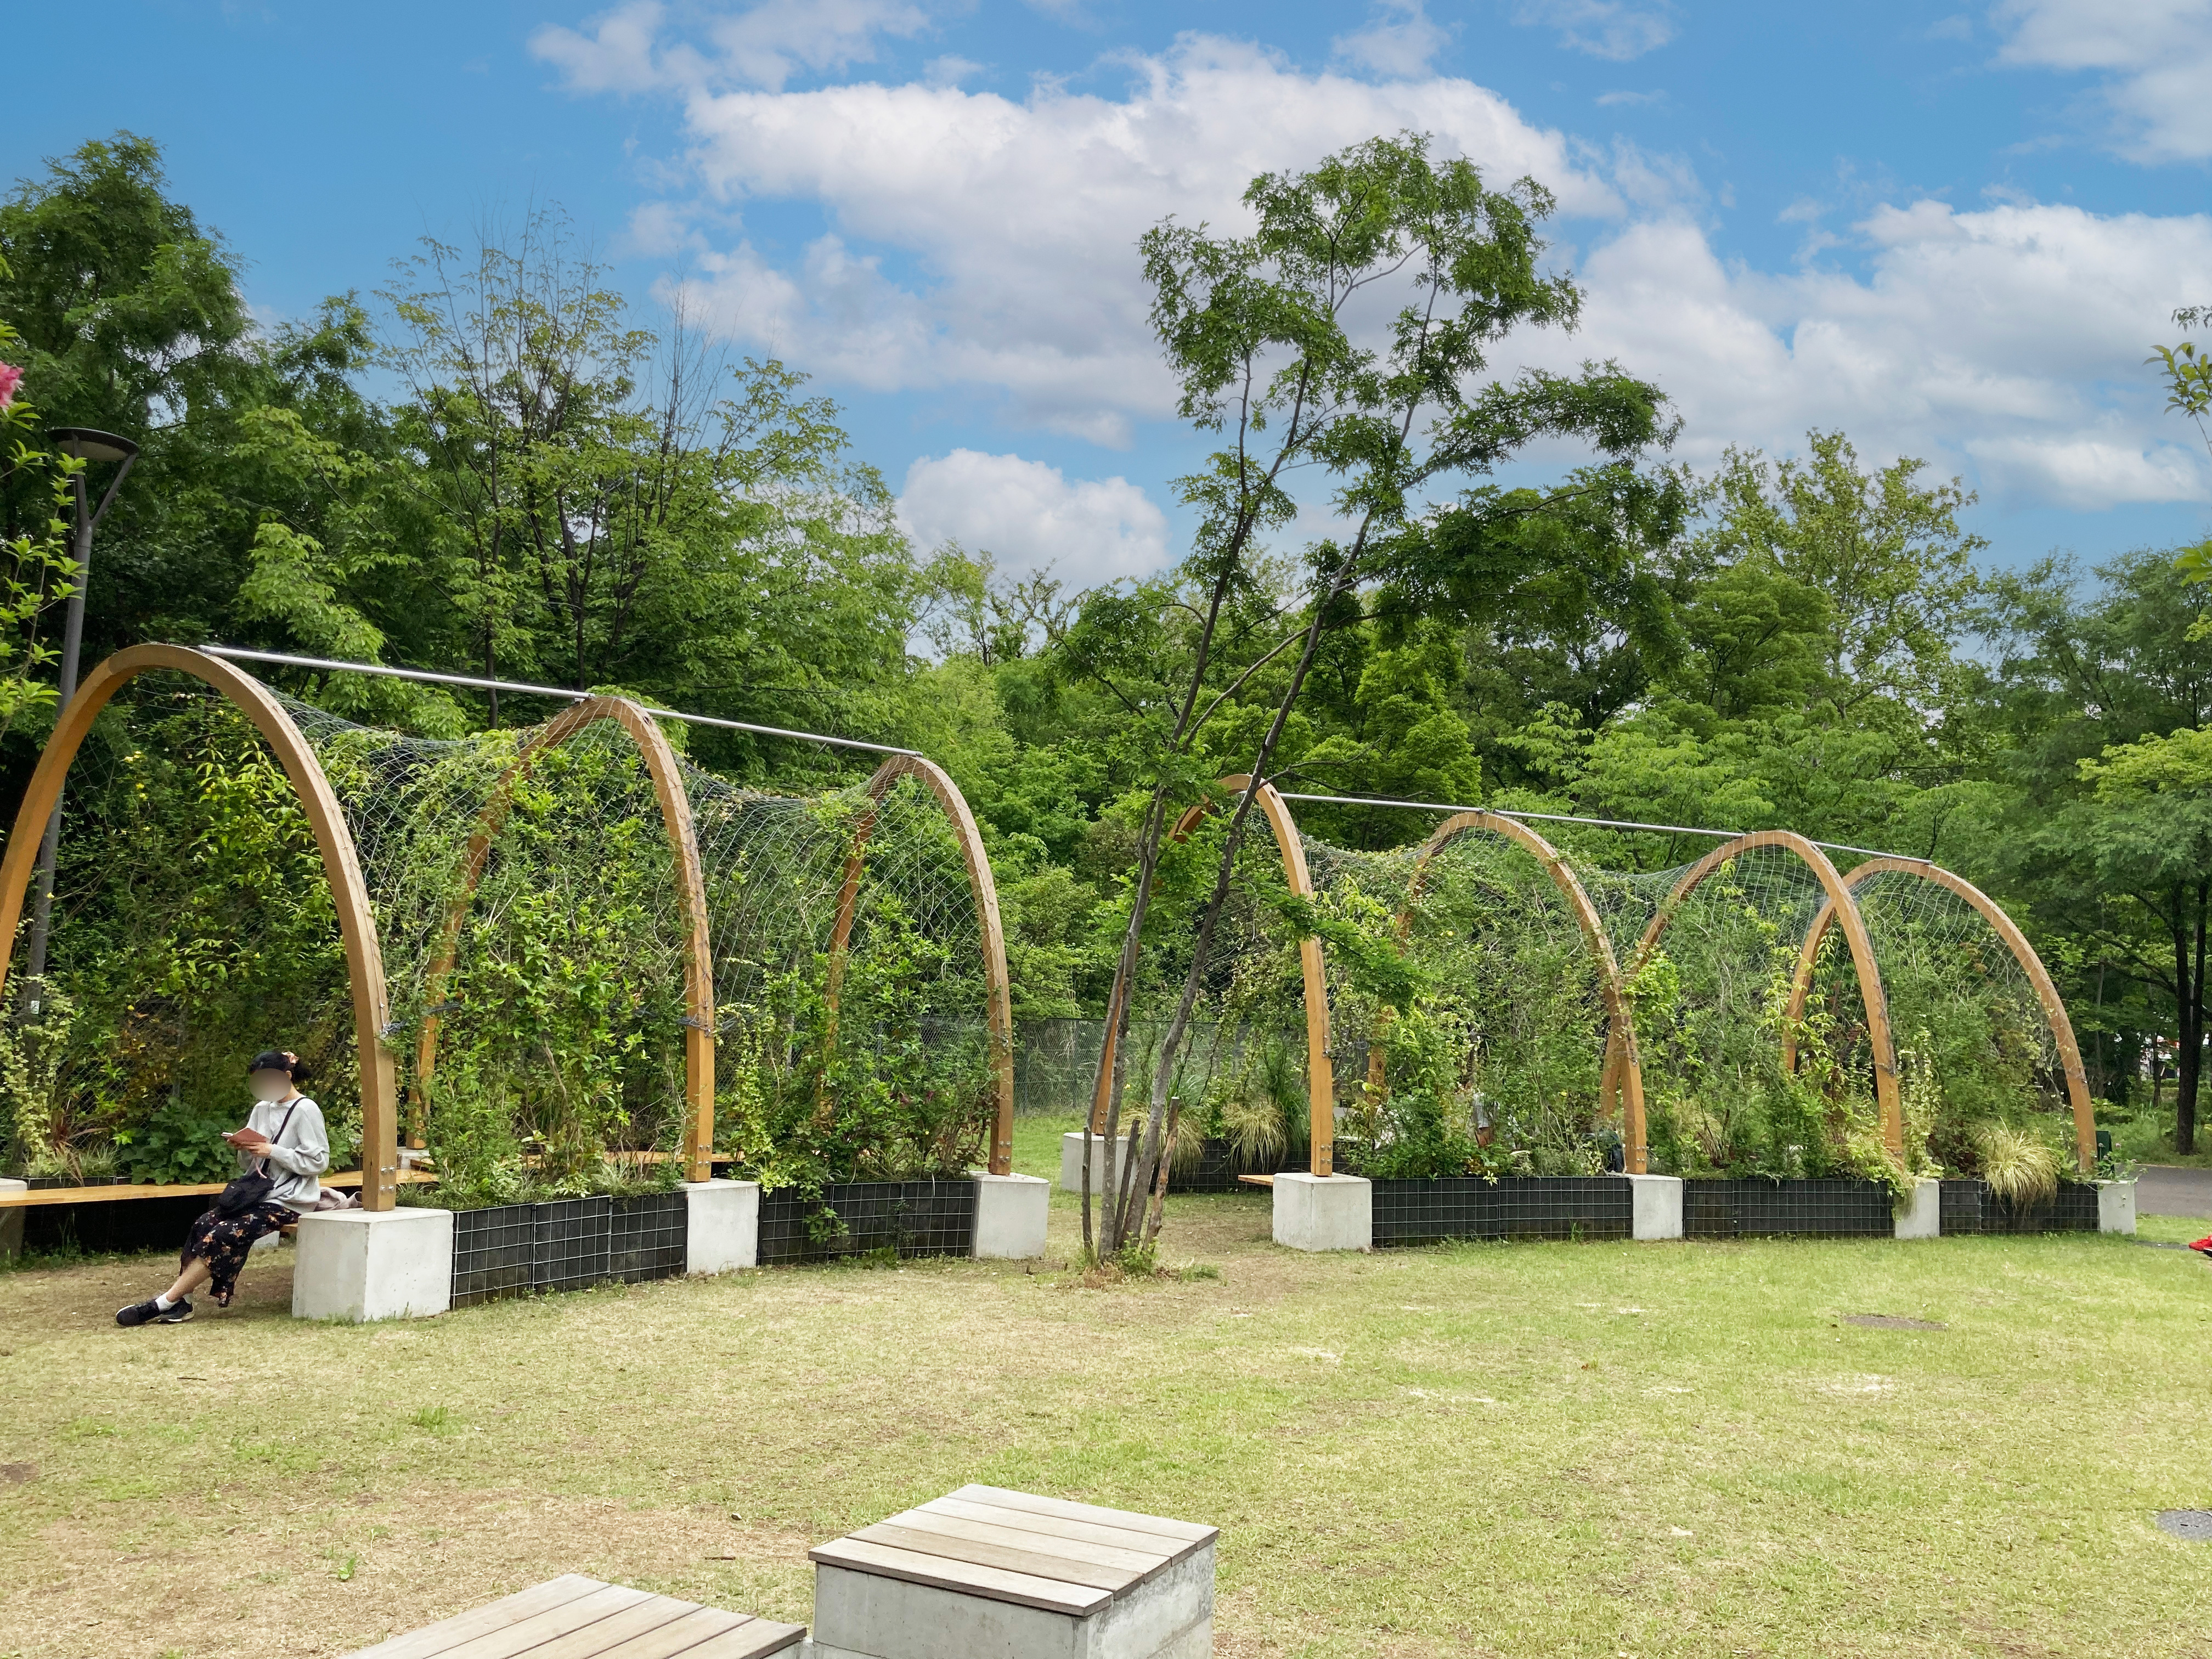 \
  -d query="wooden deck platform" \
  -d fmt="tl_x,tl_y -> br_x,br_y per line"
341,1574 -> 805,1659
